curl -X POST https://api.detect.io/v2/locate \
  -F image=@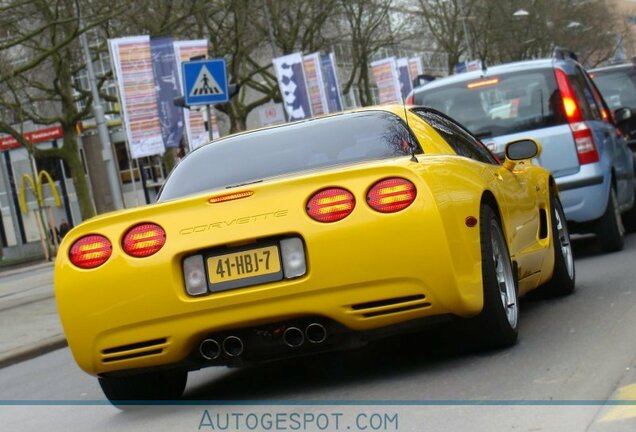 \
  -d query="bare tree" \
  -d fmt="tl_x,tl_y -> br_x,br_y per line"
0,0 -> 130,220
416,0 -> 475,74
338,0 -> 396,106
470,0 -> 622,67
